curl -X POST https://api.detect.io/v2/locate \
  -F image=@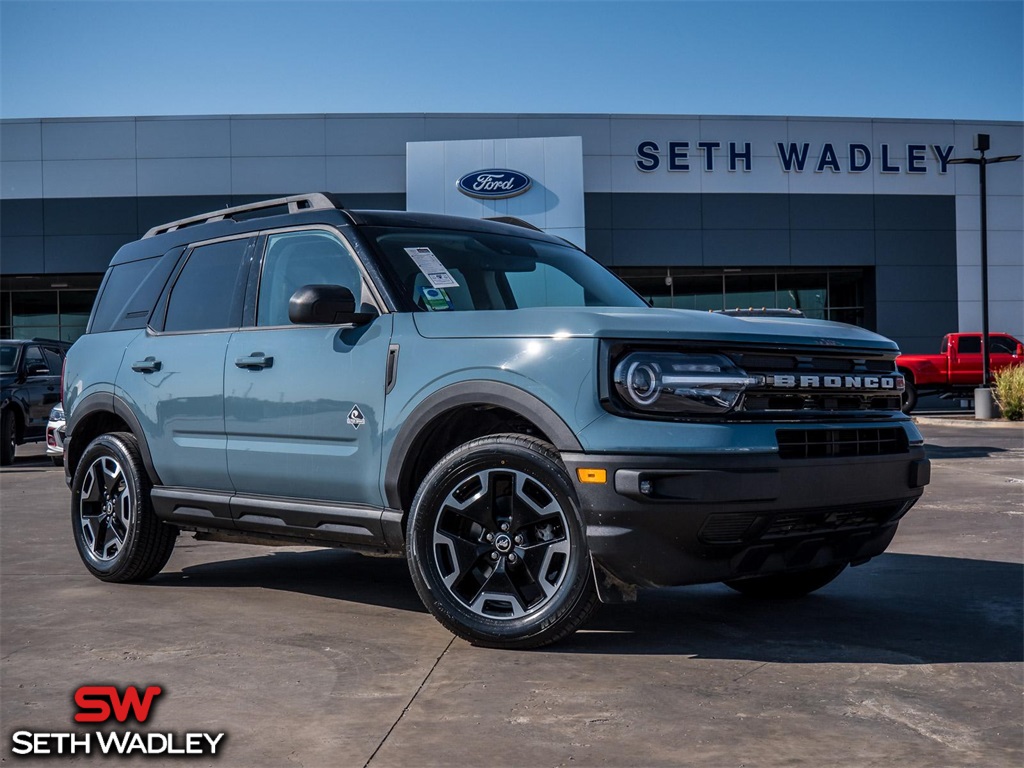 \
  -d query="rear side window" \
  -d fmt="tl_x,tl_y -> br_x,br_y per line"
163,239 -> 251,333
90,258 -> 160,333
958,336 -> 981,354
42,347 -> 64,372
